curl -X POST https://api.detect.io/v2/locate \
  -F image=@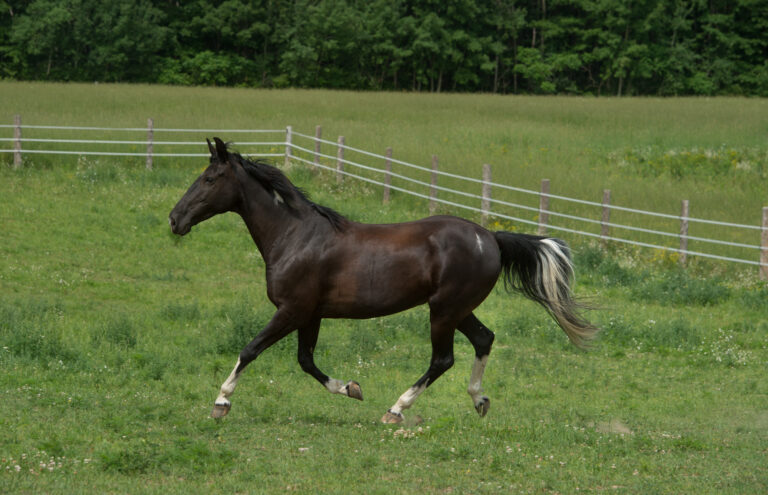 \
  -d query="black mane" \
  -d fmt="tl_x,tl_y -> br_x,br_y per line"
230,151 -> 348,231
